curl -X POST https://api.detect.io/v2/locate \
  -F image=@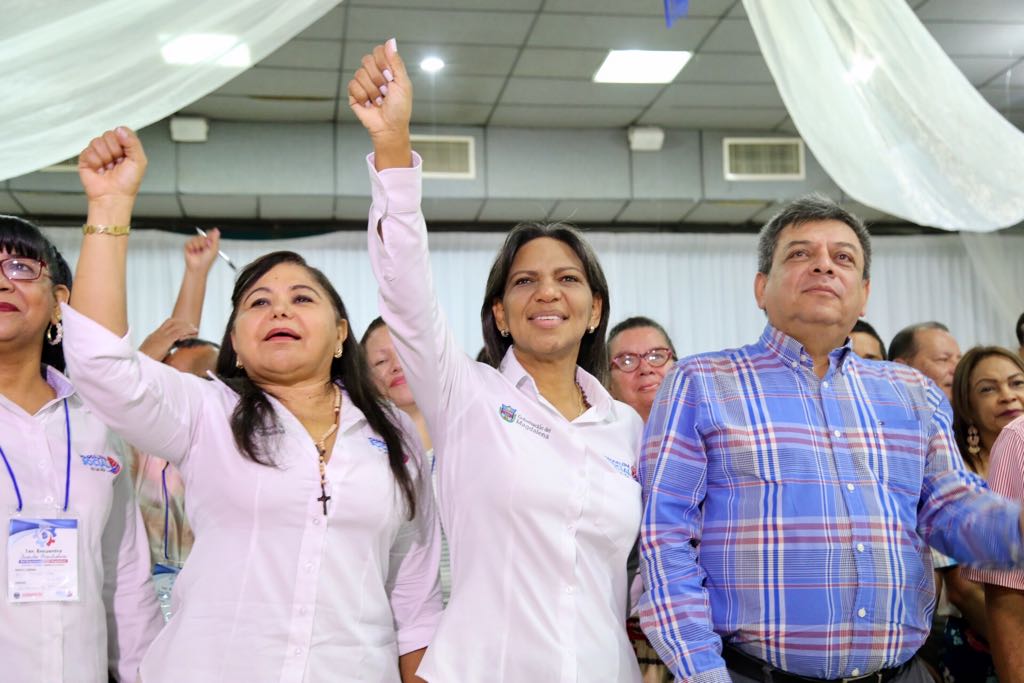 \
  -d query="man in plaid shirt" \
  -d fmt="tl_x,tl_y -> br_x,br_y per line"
638,196 -> 1024,683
